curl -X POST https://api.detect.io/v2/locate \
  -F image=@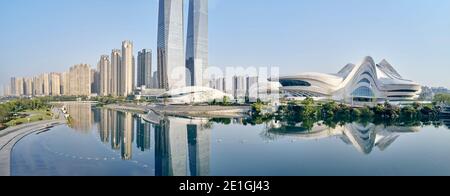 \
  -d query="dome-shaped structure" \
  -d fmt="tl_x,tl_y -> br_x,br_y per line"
159,86 -> 233,104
